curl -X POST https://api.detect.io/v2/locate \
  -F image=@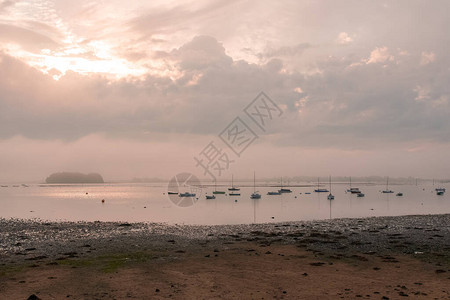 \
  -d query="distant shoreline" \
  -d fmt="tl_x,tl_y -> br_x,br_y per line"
45,172 -> 104,184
